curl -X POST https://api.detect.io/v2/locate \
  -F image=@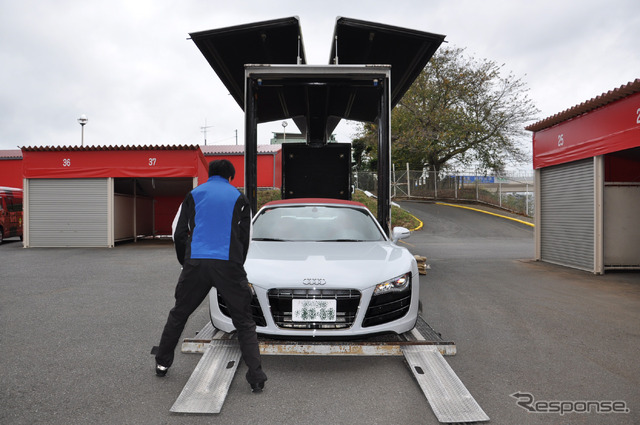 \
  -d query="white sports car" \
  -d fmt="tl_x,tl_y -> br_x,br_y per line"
209,198 -> 420,337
